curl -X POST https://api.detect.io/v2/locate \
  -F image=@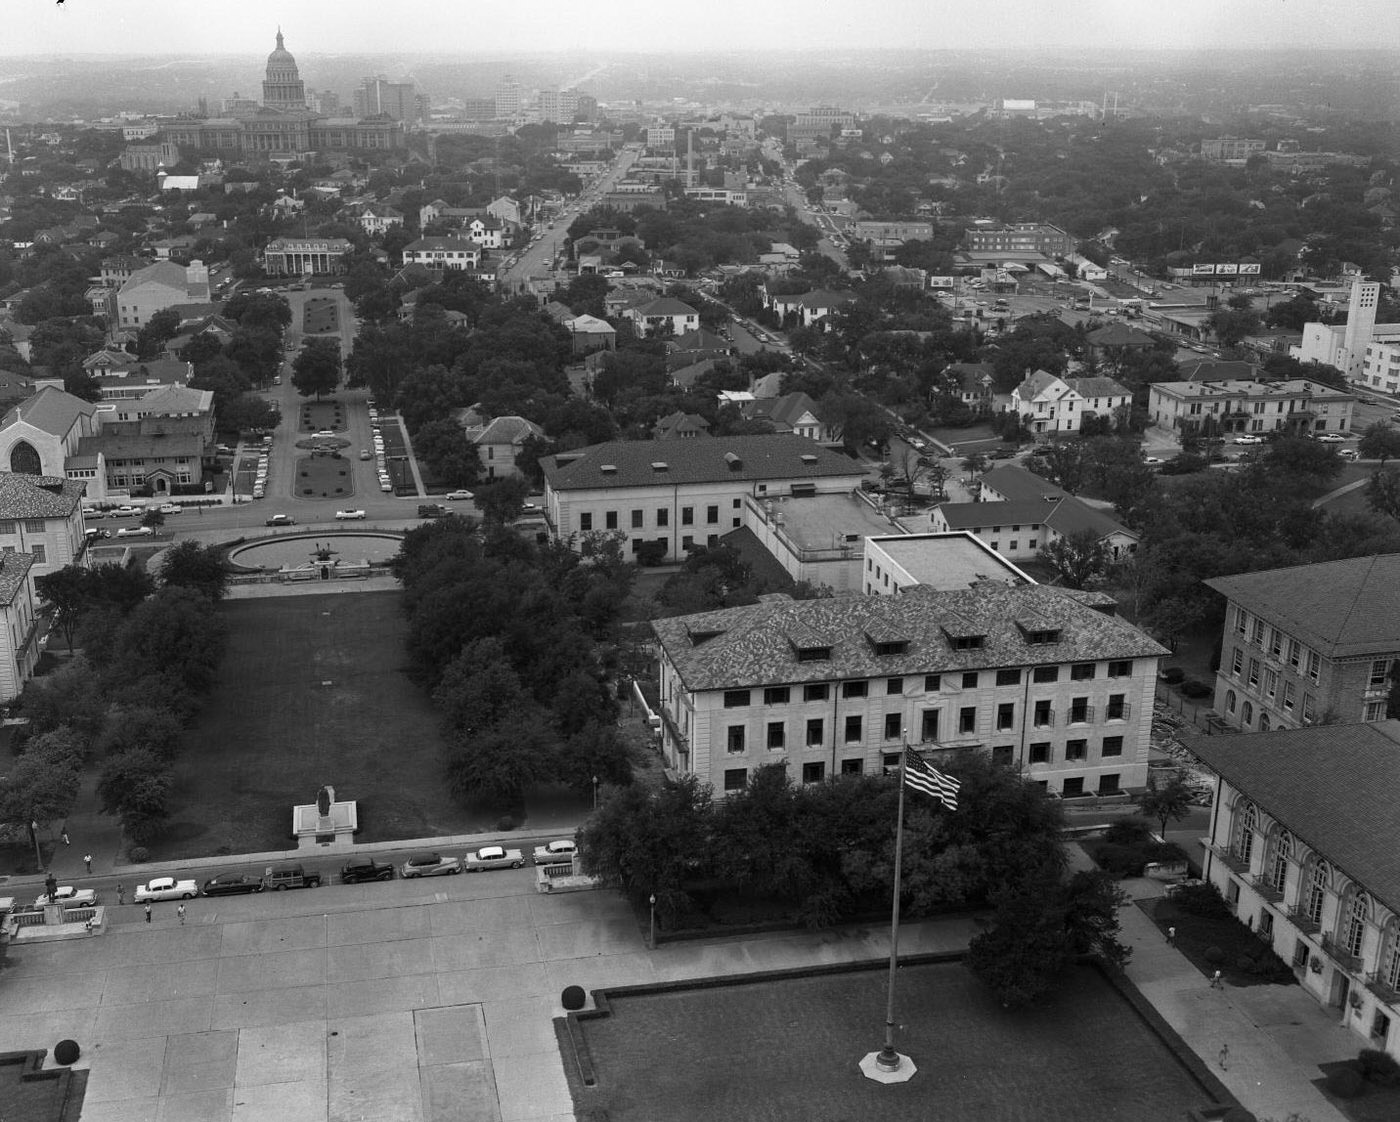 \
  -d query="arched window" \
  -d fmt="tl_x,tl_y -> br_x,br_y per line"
1259,712 -> 1271,733
1242,701 -> 1254,726
1233,801 -> 1258,867
1383,917 -> 1400,991
1225,690 -> 1237,714
1268,830 -> 1292,894
9,440 -> 40,476
1307,861 -> 1330,926
1345,893 -> 1371,957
